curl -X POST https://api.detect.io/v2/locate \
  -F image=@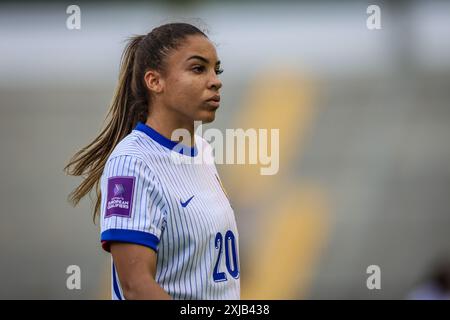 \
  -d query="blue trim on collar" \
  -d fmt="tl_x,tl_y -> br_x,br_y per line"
134,122 -> 198,157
